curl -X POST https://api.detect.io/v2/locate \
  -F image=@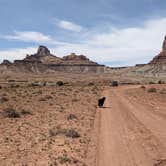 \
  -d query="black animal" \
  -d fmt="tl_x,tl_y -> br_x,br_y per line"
98,97 -> 106,108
